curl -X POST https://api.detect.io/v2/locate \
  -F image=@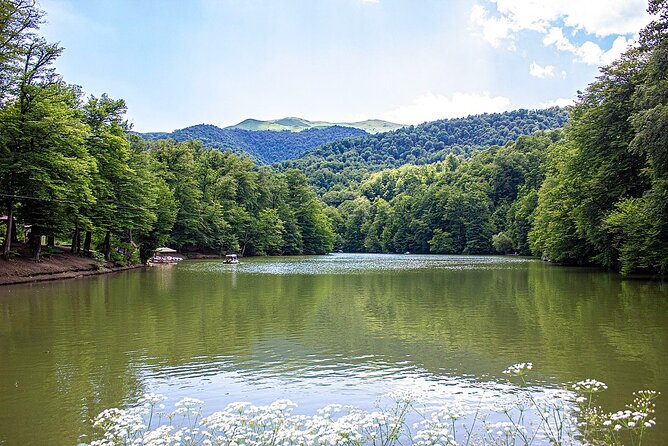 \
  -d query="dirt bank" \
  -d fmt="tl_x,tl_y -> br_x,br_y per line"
0,250 -> 144,286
